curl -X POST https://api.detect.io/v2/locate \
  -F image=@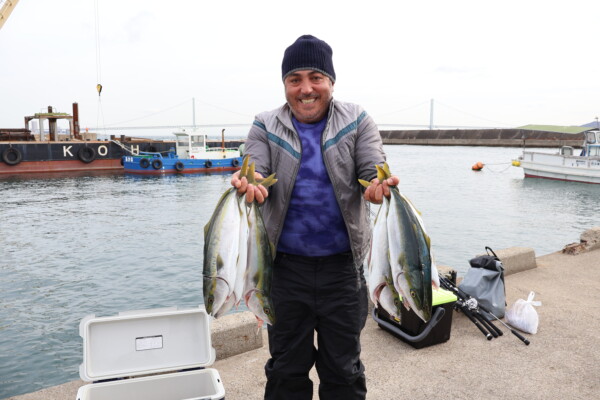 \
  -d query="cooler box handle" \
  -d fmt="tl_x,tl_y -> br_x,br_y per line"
371,306 -> 445,343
